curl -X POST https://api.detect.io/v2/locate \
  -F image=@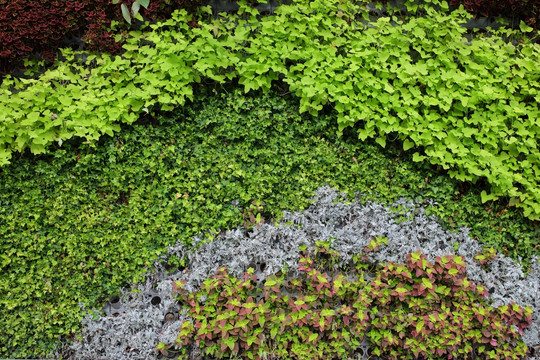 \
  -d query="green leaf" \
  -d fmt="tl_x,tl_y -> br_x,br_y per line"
375,136 -> 386,148
132,1 -> 141,17
421,278 -> 433,290
412,152 -> 426,162
308,333 -> 318,342
519,21 -> 533,33
480,190 -> 496,203
403,139 -> 414,151
225,336 -> 235,351
137,0 -> 150,9
321,309 -> 335,317
416,320 -> 424,334
121,3 -> 131,24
